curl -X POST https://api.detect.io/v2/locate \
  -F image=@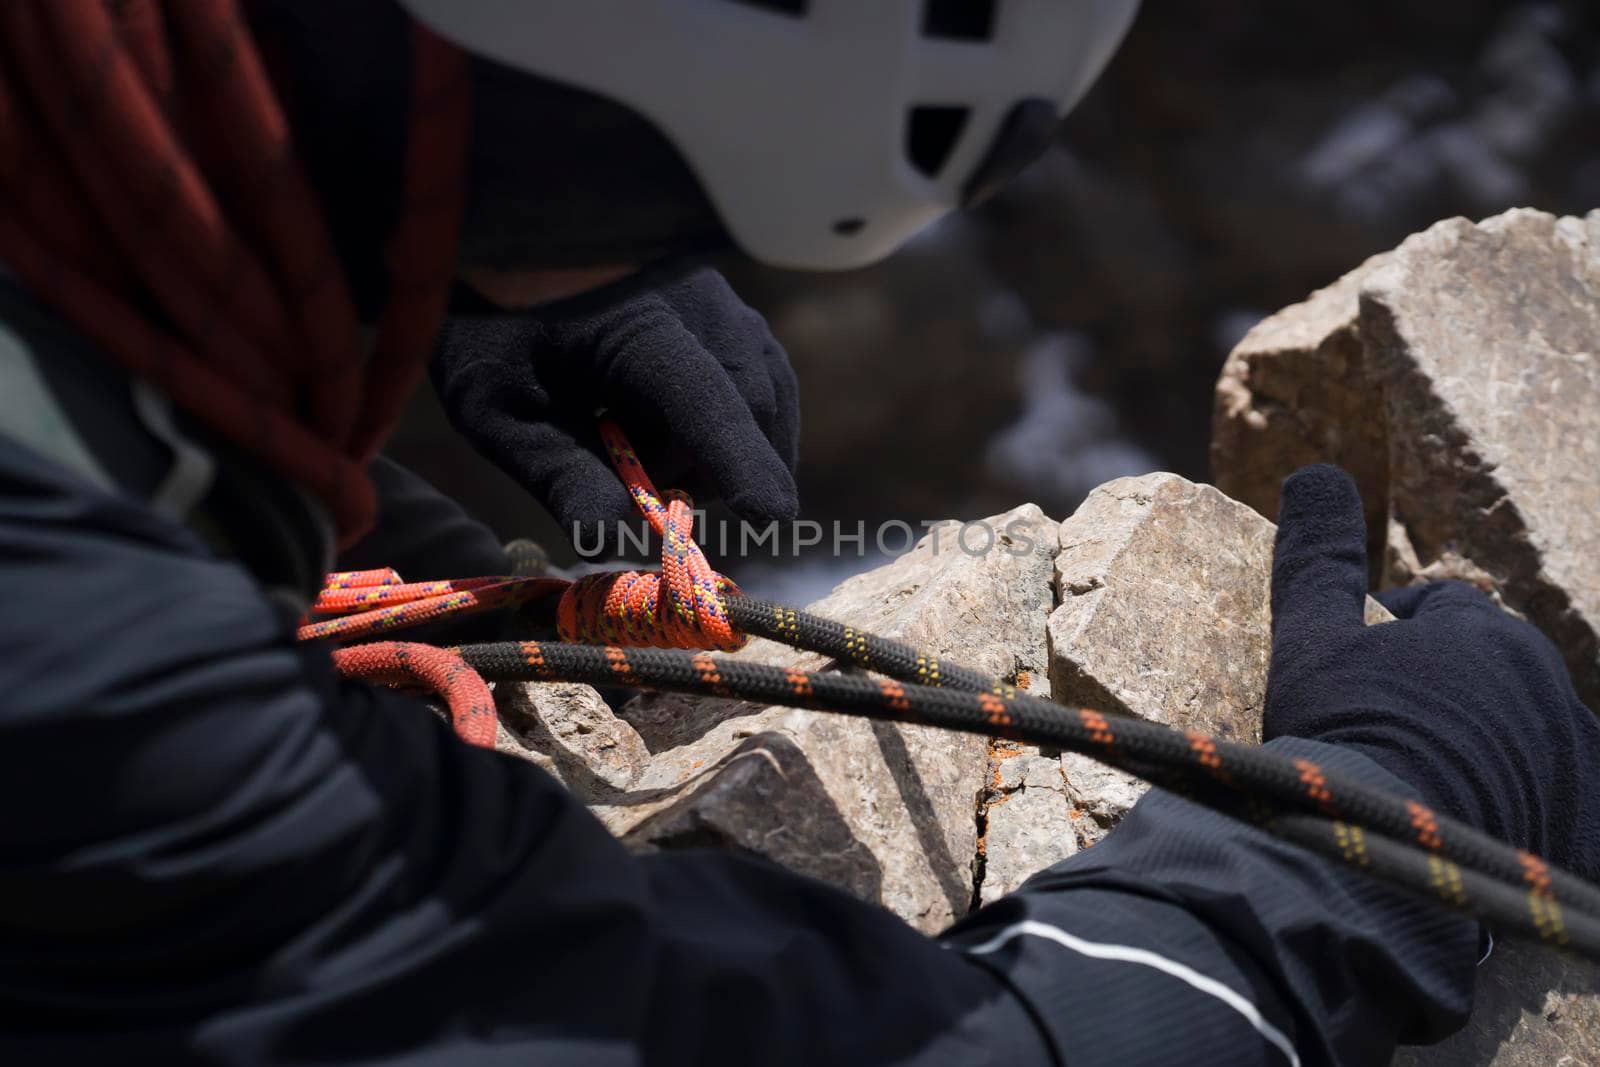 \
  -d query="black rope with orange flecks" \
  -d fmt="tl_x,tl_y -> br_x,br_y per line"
450,633 -> 1600,956
302,423 -> 1600,962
